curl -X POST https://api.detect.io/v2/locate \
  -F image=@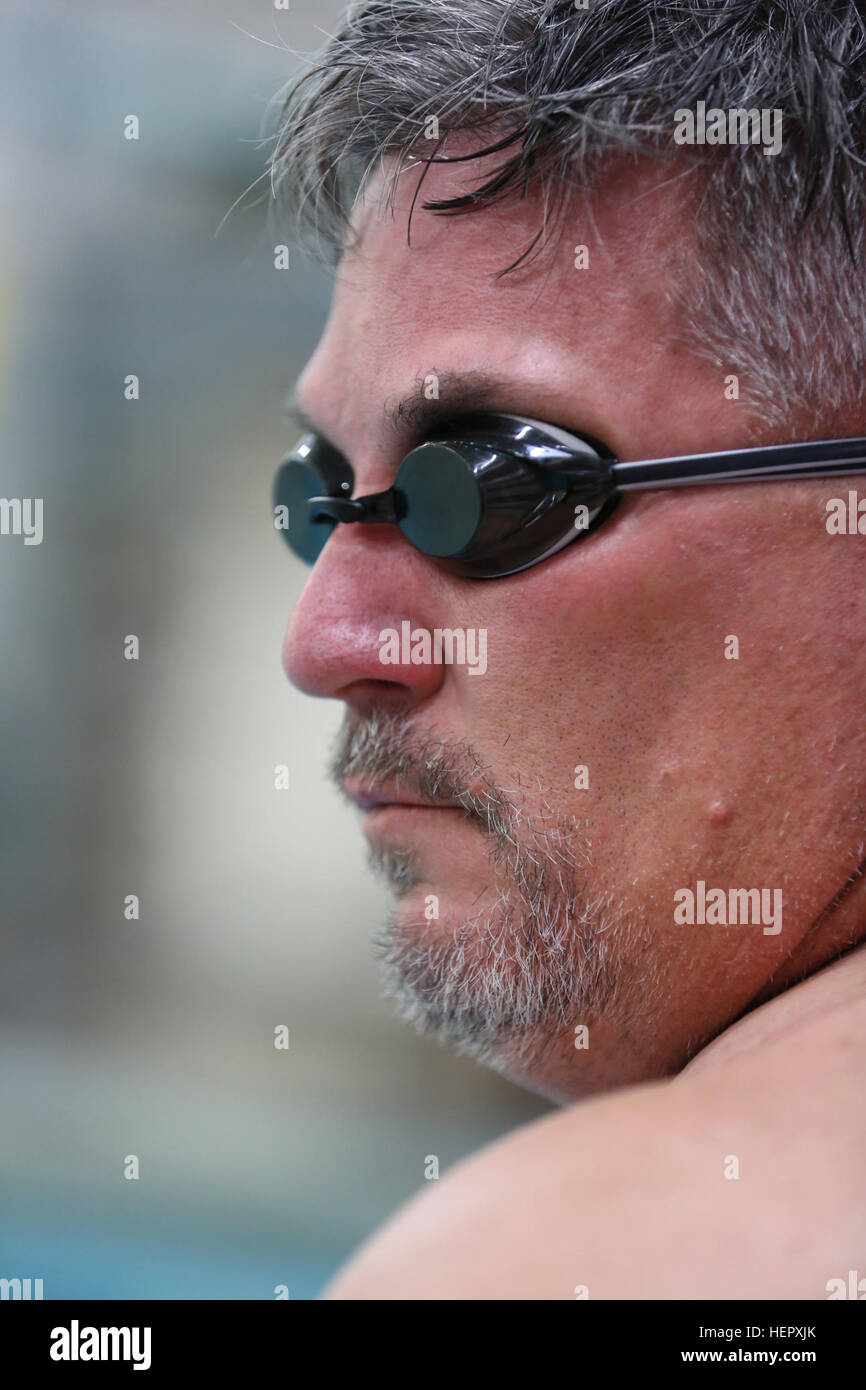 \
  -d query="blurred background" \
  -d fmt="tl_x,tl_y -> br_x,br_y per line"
0,0 -> 546,1298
